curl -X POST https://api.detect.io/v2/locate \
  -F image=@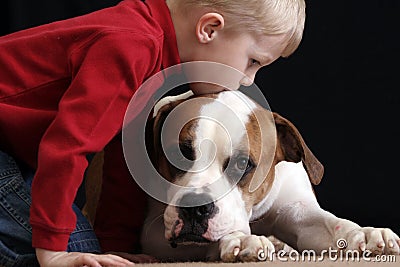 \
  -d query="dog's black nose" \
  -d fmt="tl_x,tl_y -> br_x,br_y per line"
178,193 -> 216,220
180,203 -> 215,220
